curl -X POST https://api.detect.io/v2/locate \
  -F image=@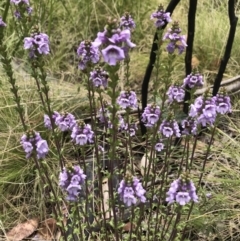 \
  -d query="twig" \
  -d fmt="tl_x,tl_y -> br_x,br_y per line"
183,0 -> 198,115
212,0 -> 238,96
